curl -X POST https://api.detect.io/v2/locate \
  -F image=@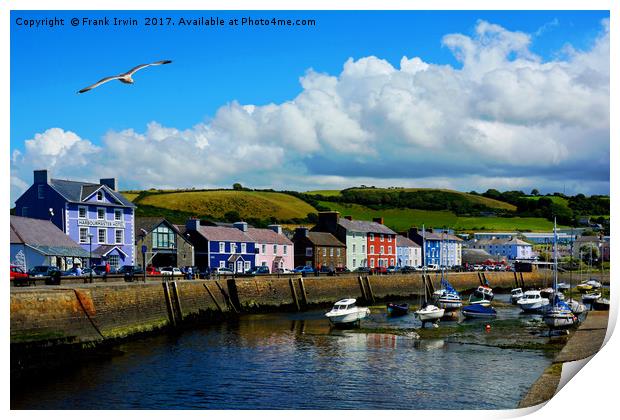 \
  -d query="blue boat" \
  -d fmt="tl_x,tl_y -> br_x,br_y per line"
387,303 -> 409,317
462,304 -> 497,319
